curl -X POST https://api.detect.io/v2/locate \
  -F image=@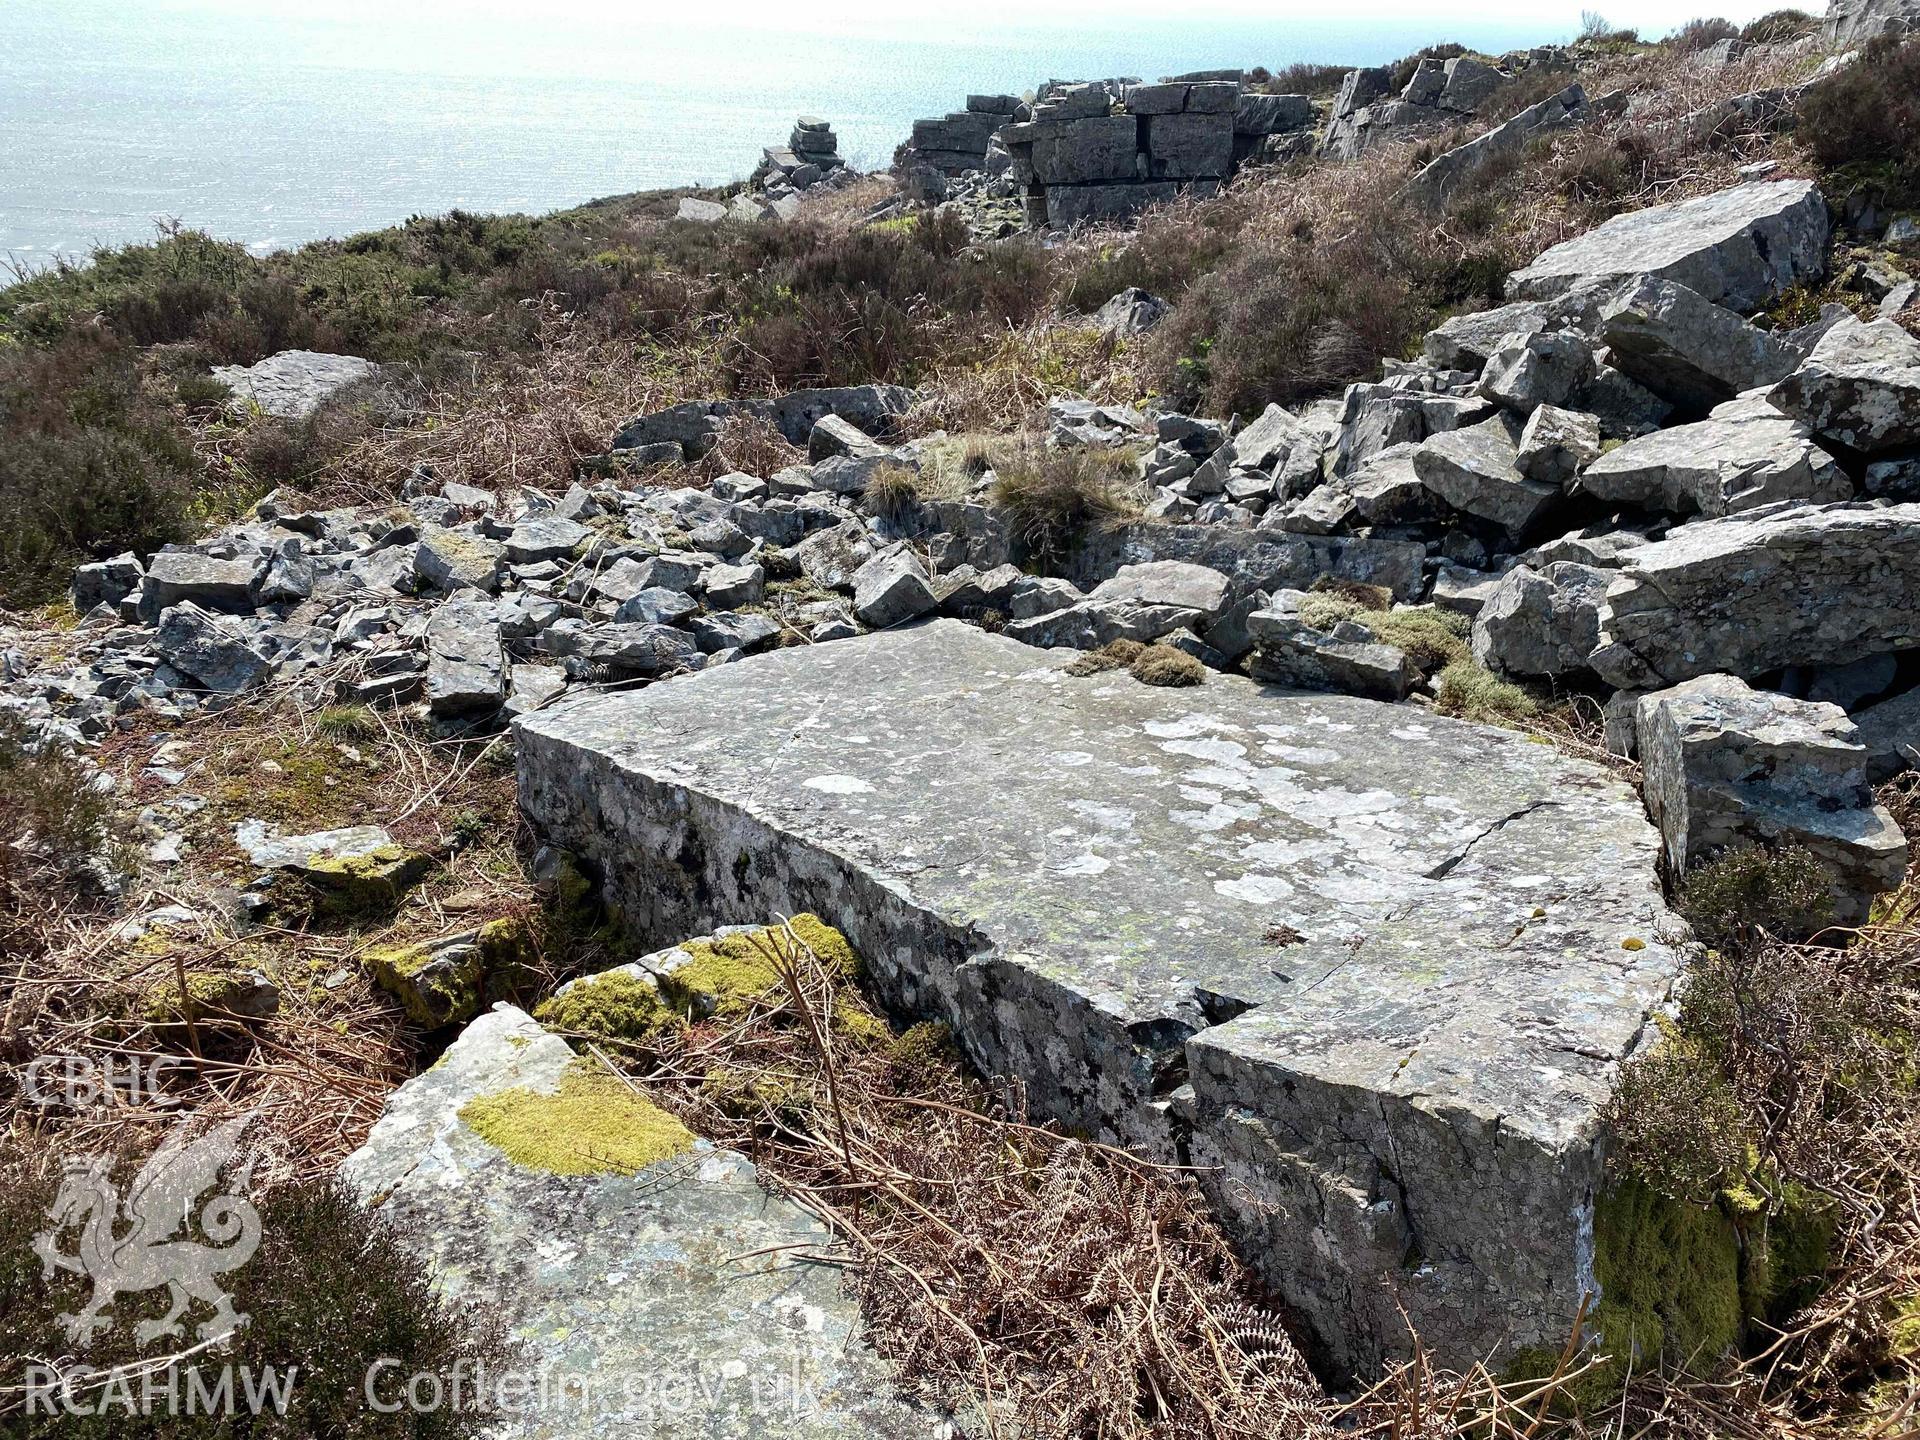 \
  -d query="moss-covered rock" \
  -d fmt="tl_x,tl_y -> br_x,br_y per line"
140,968 -> 281,1026
301,843 -> 433,916
457,1059 -> 693,1176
